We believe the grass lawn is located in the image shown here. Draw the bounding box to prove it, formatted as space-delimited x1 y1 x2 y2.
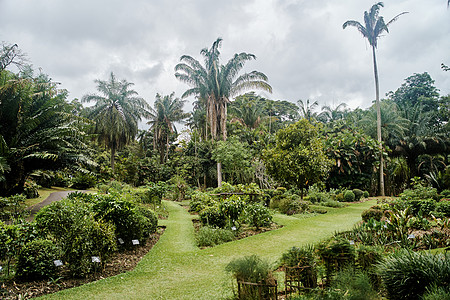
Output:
38 198 376 300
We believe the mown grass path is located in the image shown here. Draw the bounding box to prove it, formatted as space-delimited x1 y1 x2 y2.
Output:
39 199 376 300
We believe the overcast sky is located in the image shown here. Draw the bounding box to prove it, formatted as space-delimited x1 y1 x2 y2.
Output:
2 0 449 117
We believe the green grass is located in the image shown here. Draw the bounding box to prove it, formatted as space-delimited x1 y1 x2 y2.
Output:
37 199 376 299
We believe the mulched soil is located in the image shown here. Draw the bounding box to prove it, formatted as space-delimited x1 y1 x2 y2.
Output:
1 227 164 300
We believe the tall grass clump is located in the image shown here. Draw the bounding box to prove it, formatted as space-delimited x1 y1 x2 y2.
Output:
377 251 450 300
195 226 234 247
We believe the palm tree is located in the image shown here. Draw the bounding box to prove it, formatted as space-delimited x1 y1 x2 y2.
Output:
343 2 407 196
318 102 348 123
297 99 318 121
82 72 149 171
175 38 272 186
147 92 188 163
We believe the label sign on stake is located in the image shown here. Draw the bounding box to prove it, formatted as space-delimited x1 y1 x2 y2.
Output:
53 260 63 267
0 266 3 272
132 239 139 245
349 240 355 245
91 256 101 263
118 238 124 244
408 234 415 239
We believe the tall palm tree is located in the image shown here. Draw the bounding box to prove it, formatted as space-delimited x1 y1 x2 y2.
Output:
343 2 407 196
175 38 272 186
82 72 149 171
148 92 188 163
318 103 348 123
297 99 318 121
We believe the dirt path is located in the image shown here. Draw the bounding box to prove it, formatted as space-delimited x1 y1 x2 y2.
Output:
27 190 87 218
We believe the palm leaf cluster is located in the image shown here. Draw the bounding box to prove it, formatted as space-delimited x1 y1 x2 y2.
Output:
175 38 272 142
147 92 189 163
82 72 149 171
0 70 91 196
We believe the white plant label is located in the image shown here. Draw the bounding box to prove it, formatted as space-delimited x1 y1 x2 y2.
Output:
132 239 139 245
53 260 63 267
91 256 101 263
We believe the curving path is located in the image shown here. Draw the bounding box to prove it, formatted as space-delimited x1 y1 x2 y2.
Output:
38 199 376 300
27 190 87 219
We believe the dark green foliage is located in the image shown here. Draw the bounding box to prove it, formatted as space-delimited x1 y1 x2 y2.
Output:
352 189 363 201
281 245 317 288
141 181 168 205
0 194 28 222
356 245 383 271
441 189 450 198
278 195 309 215
219 196 245 227
195 226 235 247
361 209 383 222
421 286 450 300
199 205 227 228
71 172 97 189
189 191 215 213
331 267 378 300
377 251 450 300
435 200 450 216
363 191 370 198
317 237 356 284
15 239 61 281
226 254 273 283
407 199 436 216
22 180 40 199
400 183 439 201
343 190 355 202
241 203 272 229
135 206 158 235
35 199 117 276
92 195 156 243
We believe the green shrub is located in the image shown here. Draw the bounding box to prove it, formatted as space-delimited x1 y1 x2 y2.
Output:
195 226 234 247
352 189 364 201
435 200 450 217
440 189 450 198
377 251 450 300
361 209 383 222
422 286 450 300
356 245 383 271
135 206 158 235
23 180 40 199
319 199 345 208
331 267 378 300
199 205 227 228
407 199 437 216
400 184 439 201
35 199 117 276
140 181 168 205
15 239 61 281
278 195 308 215
92 195 154 243
0 194 28 222
317 237 356 284
71 172 97 189
363 191 370 198
343 190 356 202
189 191 215 213
241 203 272 229
226 255 276 300
281 245 317 288
219 196 245 227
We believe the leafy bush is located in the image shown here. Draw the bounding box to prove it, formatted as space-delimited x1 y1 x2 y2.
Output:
352 189 363 201
22 180 40 199
356 245 383 271
278 195 308 215
440 189 450 198
361 209 383 222
422 286 450 300
195 226 234 247
318 199 345 208
435 200 450 217
35 199 117 276
0 194 28 222
317 237 356 284
343 190 356 202
71 172 97 189
400 183 439 201
92 195 155 244
189 191 215 213
140 181 168 205
363 191 370 198
407 199 437 216
219 196 245 227
135 206 158 235
15 239 61 281
241 203 272 229
331 267 378 300
281 245 317 288
199 205 227 228
377 251 450 300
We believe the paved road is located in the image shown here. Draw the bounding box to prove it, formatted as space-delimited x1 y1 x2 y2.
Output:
27 190 87 218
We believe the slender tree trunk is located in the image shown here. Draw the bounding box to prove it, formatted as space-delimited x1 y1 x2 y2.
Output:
372 46 385 196
217 162 222 187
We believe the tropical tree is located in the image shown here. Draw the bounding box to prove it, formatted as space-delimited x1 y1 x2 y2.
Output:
0 69 90 196
263 119 332 198
147 92 188 163
175 38 272 186
82 72 149 171
343 2 407 196
318 103 348 123
297 99 318 121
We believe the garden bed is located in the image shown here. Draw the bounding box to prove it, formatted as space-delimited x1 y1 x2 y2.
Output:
1 228 164 300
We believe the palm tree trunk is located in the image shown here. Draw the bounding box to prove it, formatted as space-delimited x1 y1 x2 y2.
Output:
372 45 385 196
111 146 116 173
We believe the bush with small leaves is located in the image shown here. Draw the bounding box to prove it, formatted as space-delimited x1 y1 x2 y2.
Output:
219 196 245 227
435 200 450 217
343 190 356 202
352 189 363 201
71 172 97 189
195 226 235 247
189 191 216 213
241 203 272 229
361 208 383 222
15 239 61 281
363 191 370 198
199 205 227 228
